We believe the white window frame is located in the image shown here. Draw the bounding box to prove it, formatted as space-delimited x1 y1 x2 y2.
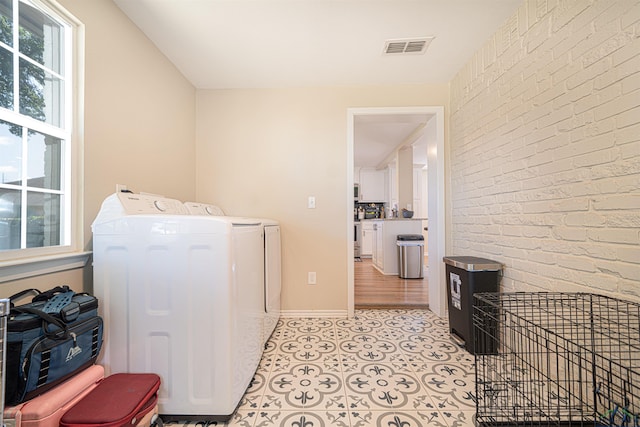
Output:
0 0 88 282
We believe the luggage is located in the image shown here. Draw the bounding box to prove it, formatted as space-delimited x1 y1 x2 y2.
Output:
60 373 162 427
3 364 104 427
6 286 104 405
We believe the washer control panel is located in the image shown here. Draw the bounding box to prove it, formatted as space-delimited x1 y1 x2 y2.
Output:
118 192 188 215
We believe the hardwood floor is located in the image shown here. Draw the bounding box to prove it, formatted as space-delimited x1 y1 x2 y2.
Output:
354 257 429 309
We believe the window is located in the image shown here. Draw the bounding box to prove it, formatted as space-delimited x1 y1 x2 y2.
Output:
0 0 83 269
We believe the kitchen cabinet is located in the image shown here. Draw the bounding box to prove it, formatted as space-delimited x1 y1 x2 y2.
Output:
413 167 425 218
387 165 426 216
359 169 386 202
388 165 397 208
372 220 384 269
361 221 374 257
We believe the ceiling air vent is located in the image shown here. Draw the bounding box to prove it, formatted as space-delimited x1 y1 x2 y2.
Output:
383 37 434 55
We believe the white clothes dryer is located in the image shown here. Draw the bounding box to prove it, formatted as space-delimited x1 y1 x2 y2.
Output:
261 218 281 343
92 192 264 421
185 203 281 345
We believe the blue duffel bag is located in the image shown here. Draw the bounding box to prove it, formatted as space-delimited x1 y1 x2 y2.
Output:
5 285 103 405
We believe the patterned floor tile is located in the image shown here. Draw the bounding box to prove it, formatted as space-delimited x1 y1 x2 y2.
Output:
344 362 422 411
159 309 477 427
400 334 467 364
441 410 477 427
264 362 347 410
250 411 352 427
277 334 338 362
349 411 450 427
227 408 259 427
339 334 399 362
419 366 477 411
336 315 385 329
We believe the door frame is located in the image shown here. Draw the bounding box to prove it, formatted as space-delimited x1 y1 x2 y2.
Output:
347 106 446 318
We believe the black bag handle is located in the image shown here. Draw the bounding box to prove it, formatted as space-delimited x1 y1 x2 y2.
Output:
8 288 41 307
8 285 72 308
32 285 71 302
12 306 69 340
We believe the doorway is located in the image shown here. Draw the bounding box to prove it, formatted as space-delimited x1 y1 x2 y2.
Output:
347 106 445 318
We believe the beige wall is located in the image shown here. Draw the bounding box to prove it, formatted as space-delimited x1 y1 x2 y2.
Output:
196 85 449 312
1 0 196 297
449 0 640 298
0 269 86 299
63 0 197 245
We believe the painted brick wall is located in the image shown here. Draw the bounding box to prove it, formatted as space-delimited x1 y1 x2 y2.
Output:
449 0 640 299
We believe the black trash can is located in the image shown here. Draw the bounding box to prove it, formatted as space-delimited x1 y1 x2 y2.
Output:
443 256 501 354
397 234 424 279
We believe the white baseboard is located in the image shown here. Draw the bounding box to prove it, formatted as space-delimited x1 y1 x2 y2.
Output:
280 309 348 319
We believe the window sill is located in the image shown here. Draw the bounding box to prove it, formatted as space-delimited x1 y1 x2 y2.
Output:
0 251 92 284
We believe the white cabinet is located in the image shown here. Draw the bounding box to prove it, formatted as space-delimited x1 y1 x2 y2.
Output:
371 223 378 266
388 165 397 209
359 169 386 202
372 220 384 269
387 165 425 216
413 167 424 218
361 221 374 257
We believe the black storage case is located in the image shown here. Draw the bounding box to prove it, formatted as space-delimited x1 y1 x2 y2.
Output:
443 256 501 354
6 286 103 405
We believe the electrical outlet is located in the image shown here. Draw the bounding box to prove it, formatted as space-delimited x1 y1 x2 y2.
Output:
308 272 317 285
116 184 128 193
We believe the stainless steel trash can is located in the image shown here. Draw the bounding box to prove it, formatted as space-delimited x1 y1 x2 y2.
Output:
397 234 424 279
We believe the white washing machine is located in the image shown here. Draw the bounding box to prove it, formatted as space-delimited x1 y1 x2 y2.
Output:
92 192 264 421
184 203 281 345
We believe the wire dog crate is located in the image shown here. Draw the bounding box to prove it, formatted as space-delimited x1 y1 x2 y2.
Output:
474 292 640 426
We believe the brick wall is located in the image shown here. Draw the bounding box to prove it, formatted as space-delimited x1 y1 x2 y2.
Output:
449 0 640 299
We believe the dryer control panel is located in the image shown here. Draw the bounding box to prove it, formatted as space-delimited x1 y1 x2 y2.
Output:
184 202 225 216
118 192 188 215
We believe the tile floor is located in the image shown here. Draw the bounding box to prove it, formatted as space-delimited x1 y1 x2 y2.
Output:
167 309 477 427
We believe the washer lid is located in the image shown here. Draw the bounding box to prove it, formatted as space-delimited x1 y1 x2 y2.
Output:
443 256 502 271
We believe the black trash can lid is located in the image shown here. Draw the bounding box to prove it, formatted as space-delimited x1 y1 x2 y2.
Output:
443 256 502 271
397 234 424 241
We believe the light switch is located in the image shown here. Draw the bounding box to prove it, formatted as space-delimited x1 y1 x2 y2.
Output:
308 196 316 209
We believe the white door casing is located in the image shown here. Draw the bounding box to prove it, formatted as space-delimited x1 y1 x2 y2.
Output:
347 106 446 318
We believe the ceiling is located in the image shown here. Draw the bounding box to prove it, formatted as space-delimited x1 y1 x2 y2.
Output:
114 0 524 167
355 113 434 168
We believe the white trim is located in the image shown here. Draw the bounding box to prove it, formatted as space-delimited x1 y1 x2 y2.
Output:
0 0 85 263
347 106 446 319
0 251 91 283
346 111 355 318
280 310 349 319
427 108 447 318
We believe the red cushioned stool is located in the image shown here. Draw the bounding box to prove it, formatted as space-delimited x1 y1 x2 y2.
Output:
59 373 161 427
